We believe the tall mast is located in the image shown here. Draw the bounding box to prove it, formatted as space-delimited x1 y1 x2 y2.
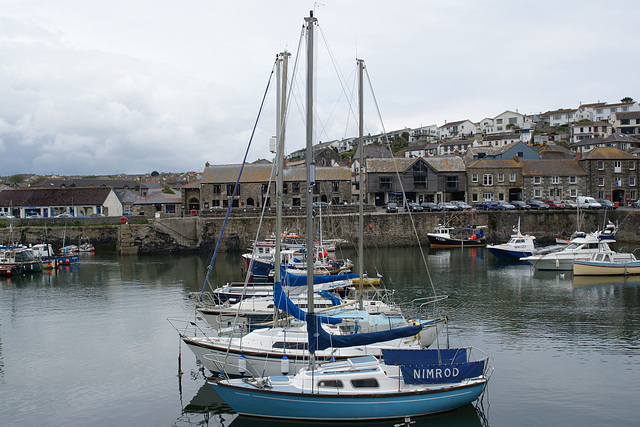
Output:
357 59 365 310
305 10 317 368
274 51 289 287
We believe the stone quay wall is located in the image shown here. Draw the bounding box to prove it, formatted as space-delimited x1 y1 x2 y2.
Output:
1 210 639 254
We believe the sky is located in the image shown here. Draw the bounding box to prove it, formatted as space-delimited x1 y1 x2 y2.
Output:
1 0 637 176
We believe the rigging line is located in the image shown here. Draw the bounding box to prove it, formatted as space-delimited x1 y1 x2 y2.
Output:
199 61 277 297
363 66 439 301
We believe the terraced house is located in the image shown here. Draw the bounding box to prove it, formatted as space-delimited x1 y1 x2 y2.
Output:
578 147 640 204
182 162 352 213
466 158 523 203
520 160 587 201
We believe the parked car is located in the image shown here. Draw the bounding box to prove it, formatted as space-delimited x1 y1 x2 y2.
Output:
560 200 578 209
475 201 494 210
632 199 640 208
545 200 566 210
55 213 74 218
420 202 440 212
596 199 616 210
312 202 330 207
511 200 531 210
526 200 550 210
493 201 516 210
26 213 44 218
385 202 398 213
450 200 472 210
0 212 16 218
405 202 423 212
437 201 458 211
576 196 602 209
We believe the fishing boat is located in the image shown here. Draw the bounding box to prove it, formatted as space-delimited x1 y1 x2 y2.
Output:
0 246 43 275
427 224 486 248
521 232 614 271
487 219 536 260
573 251 640 276
209 13 490 421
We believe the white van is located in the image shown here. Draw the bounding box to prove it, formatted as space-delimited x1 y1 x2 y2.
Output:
576 196 602 209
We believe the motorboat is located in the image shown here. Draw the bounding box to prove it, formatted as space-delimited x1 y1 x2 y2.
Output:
487 219 536 260
427 224 486 248
521 232 614 271
573 251 640 276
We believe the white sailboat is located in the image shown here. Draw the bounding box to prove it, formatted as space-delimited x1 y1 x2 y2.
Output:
209 13 490 421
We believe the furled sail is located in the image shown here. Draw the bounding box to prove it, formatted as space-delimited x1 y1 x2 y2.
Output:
273 281 342 324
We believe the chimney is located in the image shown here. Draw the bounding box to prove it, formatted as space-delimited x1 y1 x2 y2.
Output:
575 152 582 160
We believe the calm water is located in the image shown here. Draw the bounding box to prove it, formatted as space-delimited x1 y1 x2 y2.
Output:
1 247 639 426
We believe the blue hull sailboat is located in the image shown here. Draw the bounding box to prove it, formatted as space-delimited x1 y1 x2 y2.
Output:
210 12 491 421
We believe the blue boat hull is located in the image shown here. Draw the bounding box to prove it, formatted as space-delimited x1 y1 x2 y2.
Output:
487 247 533 260
211 380 486 420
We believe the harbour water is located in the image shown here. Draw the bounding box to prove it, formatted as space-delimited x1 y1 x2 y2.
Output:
1 247 639 426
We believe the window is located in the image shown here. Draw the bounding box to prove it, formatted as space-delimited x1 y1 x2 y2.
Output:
509 173 516 182
498 193 505 201
614 161 621 173
534 189 541 198
413 175 427 189
598 177 604 186
472 193 479 203
482 193 494 201
351 378 379 388
497 173 504 182
471 173 478 183
630 176 636 187
632 191 637 199
597 161 604 170
569 176 577 184
496 118 503 124
292 182 300 194
292 198 301 206
446 176 459 190
533 176 541 185
379 176 392 191
332 181 340 192
509 117 518 124
551 176 560 184
211 200 220 207
483 174 493 186
630 161 636 170
226 184 238 196
570 189 577 197
262 184 269 194
283 183 288 194
212 184 221 195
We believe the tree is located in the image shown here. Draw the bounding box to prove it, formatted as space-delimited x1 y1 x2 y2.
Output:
162 185 175 194
151 171 160 177
621 97 634 103
9 175 24 184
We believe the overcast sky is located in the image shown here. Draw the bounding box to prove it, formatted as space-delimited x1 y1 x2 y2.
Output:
1 1 637 176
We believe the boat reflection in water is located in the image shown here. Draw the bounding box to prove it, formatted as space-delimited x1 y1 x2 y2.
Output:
572 274 640 288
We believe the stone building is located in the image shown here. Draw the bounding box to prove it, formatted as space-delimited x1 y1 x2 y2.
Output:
578 147 640 204
182 162 352 213
0 187 121 217
520 160 587 201
466 158 523 203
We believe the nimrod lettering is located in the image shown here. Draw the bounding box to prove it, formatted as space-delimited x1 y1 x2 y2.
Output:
413 367 460 379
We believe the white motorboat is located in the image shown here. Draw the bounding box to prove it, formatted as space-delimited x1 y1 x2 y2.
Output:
521 232 614 271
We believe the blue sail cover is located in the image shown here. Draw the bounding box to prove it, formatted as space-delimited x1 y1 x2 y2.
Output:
273 282 342 325
307 314 422 352
381 348 486 384
317 290 341 306
281 267 358 287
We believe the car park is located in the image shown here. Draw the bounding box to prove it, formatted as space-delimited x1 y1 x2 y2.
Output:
526 200 550 210
511 200 531 210
405 202 423 212
385 202 398 213
596 199 616 209
545 200 566 210
560 200 578 209
420 202 440 212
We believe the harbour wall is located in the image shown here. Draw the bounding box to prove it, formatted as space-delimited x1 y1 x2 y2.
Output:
2 210 640 254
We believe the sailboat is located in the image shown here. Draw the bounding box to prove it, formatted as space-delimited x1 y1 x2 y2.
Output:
209 12 490 421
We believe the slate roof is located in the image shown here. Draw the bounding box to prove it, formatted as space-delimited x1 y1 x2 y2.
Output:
200 163 350 183
353 144 393 159
135 191 182 205
34 178 147 189
520 160 586 176
580 147 639 160
466 159 521 169
366 156 465 174
615 111 640 120
536 144 576 160
0 187 113 207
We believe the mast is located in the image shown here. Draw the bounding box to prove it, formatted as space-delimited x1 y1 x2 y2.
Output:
357 59 365 310
273 51 289 326
305 10 317 369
